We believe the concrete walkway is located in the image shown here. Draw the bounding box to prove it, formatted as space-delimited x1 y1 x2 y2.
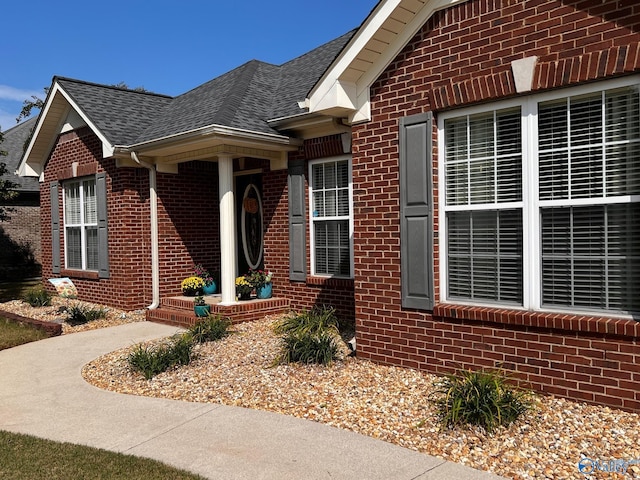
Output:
0 322 507 480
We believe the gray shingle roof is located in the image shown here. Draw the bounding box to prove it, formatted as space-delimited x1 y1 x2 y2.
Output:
56 78 173 146
2 118 39 192
270 30 356 120
56 29 356 148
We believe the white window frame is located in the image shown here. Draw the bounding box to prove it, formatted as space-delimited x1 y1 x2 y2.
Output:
438 76 640 316
308 155 354 278
63 177 98 271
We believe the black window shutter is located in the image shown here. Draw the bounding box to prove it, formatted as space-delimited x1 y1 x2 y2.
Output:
96 173 110 279
288 160 307 281
50 182 61 274
400 112 434 310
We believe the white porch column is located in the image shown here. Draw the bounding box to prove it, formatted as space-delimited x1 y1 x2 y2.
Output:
218 154 237 305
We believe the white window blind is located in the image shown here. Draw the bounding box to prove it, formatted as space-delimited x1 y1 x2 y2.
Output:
310 158 353 277
64 178 98 271
539 86 640 312
444 107 523 304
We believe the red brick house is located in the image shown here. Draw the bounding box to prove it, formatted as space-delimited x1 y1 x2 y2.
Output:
20 0 640 411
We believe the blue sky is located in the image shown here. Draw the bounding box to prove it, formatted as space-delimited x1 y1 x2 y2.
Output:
1 0 379 131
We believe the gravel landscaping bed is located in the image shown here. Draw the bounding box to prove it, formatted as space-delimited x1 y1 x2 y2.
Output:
0 298 146 334
3 300 639 479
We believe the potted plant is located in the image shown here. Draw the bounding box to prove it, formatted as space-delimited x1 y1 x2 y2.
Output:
246 269 273 299
235 276 253 300
194 264 216 295
193 296 210 317
181 276 204 296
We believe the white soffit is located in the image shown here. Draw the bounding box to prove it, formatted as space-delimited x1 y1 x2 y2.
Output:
308 0 469 123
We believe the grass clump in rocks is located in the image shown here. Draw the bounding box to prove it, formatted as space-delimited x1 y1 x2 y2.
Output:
22 286 52 307
128 334 195 380
274 306 341 366
434 368 531 434
65 304 108 326
188 314 231 344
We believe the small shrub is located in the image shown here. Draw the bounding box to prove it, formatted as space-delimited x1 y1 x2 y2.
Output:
275 331 339 366
273 305 339 337
65 305 107 326
128 334 194 380
433 368 531 434
188 315 231 344
22 286 52 307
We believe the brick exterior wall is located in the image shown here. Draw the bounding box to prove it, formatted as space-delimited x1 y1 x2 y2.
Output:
42 127 153 309
264 139 355 326
352 0 640 412
0 195 41 280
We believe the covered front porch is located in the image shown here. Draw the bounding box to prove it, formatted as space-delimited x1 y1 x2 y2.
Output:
147 294 291 328
114 128 300 310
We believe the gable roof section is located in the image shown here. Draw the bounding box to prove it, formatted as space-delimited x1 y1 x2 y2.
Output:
19 27 362 177
19 79 173 177
136 60 282 143
1 118 39 192
307 0 468 123
57 79 173 146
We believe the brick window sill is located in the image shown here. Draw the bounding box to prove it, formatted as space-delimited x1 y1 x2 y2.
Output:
432 304 640 339
306 276 354 288
61 269 99 280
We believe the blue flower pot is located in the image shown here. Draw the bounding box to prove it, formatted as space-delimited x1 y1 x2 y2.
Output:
194 305 210 317
256 282 272 299
203 282 217 295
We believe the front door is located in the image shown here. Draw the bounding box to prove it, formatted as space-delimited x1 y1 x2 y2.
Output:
236 173 264 275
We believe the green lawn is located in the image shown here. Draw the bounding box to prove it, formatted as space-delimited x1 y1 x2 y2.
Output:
0 318 49 351
0 430 205 479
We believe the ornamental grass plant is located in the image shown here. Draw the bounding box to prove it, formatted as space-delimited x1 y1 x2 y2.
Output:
273 305 341 366
433 368 531 434
188 315 231 344
128 334 195 380
22 286 52 307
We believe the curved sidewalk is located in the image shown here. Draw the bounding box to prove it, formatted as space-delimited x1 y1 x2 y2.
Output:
0 322 506 480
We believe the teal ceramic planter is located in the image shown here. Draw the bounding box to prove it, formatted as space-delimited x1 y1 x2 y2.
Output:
203 282 217 295
256 282 272 299
194 304 210 317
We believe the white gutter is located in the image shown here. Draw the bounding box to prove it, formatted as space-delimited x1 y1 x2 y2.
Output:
131 151 160 310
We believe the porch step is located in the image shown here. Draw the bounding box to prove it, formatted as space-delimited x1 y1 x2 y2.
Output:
146 296 291 329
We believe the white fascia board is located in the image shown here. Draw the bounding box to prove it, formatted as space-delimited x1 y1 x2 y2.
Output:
309 0 469 122
18 83 67 177
18 82 115 177
308 0 403 114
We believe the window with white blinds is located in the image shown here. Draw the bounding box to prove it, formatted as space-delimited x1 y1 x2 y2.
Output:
444 108 523 304
538 87 640 313
440 79 640 316
309 157 353 277
64 178 98 271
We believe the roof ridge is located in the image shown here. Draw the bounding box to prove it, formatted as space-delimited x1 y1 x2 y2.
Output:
215 61 262 125
55 76 173 99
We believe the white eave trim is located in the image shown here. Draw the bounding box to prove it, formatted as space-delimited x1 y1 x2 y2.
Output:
128 123 298 153
307 0 469 123
18 82 115 178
